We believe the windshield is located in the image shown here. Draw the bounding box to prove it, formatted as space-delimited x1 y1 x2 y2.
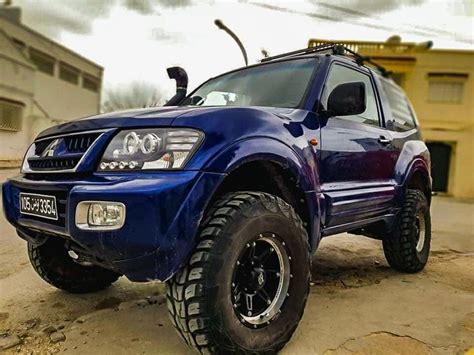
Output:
183 58 317 109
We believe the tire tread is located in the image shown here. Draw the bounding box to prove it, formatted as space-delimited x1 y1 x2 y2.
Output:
166 191 310 354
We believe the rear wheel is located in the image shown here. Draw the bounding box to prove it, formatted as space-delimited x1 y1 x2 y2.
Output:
166 191 311 354
28 237 120 293
383 189 431 273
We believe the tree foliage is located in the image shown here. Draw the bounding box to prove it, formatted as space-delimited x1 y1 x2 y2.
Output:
102 81 164 112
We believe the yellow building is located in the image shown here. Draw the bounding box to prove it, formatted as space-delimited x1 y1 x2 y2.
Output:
309 38 474 199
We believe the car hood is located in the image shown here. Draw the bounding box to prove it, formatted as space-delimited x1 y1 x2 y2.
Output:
36 106 198 138
36 106 303 139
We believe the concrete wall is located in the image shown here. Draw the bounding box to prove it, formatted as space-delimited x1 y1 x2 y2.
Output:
404 51 473 131
0 31 37 164
0 17 102 77
34 71 101 121
0 17 102 120
0 15 102 166
423 128 474 198
402 51 473 198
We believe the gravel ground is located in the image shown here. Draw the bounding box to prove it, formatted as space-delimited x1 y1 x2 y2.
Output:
0 168 473 354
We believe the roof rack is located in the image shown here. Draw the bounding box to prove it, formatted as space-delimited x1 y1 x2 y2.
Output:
261 43 391 77
260 42 336 62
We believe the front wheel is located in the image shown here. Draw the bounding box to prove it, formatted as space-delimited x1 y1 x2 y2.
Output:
166 192 311 354
28 237 120 293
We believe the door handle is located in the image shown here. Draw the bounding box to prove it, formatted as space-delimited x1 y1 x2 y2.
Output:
378 136 392 145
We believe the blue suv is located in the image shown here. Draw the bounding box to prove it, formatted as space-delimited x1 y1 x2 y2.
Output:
2 44 432 354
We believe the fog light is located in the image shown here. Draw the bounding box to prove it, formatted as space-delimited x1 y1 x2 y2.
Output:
75 201 126 230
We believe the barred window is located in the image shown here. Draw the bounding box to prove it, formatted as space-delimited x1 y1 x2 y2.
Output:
427 73 467 104
0 99 23 132
82 74 100 92
59 62 80 85
29 48 55 75
428 81 464 104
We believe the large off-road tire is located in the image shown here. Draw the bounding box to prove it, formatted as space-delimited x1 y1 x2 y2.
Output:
383 189 431 273
28 237 120 293
167 191 311 354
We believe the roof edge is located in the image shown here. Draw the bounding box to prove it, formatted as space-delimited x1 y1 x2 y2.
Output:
0 15 104 71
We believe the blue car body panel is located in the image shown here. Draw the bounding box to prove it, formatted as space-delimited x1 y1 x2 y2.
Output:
3 171 225 281
2 54 431 282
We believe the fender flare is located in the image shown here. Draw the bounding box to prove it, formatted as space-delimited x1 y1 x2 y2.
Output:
203 136 322 250
402 158 431 186
393 141 430 185
401 158 432 203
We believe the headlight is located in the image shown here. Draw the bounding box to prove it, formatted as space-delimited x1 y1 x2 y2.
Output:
98 129 203 171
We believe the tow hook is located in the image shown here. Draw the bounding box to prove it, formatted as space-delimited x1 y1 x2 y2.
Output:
68 250 93 266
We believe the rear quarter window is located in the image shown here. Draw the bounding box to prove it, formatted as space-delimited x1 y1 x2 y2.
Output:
379 78 416 132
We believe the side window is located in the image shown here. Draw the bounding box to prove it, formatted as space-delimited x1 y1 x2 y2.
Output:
380 78 416 132
323 64 380 127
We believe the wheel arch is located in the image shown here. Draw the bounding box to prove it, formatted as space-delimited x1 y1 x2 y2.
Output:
402 159 432 205
203 137 321 250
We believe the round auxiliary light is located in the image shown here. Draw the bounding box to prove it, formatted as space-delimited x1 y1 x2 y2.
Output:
140 133 160 154
123 132 140 155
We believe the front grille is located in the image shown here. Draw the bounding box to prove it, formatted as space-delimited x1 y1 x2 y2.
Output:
28 156 81 170
64 133 101 153
14 187 68 228
34 140 52 156
27 131 103 172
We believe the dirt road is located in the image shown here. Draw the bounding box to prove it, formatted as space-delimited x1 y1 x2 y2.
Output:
0 169 473 354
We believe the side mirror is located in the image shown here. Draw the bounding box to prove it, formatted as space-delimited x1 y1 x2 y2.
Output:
326 82 366 117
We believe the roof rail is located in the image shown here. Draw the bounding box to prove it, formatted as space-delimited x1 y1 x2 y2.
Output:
261 43 391 77
260 42 337 62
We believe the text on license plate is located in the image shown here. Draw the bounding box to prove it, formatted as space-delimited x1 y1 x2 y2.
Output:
19 193 58 220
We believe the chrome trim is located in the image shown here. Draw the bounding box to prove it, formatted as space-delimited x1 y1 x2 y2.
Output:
237 235 291 326
22 129 112 174
34 128 111 142
75 201 126 231
415 213 426 253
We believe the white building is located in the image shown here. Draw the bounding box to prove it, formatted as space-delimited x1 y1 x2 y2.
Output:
0 5 103 167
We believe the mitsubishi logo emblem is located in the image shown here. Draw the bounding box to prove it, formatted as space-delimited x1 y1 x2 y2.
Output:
41 139 60 157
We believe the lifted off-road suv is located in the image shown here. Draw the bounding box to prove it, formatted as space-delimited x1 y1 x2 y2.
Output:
2 44 431 354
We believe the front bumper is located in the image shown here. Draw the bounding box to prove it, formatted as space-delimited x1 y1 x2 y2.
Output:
2 171 225 281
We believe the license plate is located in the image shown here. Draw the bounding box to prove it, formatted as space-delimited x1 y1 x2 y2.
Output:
19 193 58 221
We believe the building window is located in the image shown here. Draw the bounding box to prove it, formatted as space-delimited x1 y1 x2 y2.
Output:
59 62 80 85
427 73 468 104
29 48 55 75
82 73 100 92
0 99 24 132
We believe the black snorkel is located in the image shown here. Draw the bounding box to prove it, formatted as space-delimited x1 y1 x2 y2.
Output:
164 66 188 106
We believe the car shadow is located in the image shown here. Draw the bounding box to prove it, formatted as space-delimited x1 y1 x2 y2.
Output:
12 234 403 353
310 234 399 290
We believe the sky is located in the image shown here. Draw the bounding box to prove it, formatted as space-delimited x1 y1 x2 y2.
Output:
13 0 474 99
